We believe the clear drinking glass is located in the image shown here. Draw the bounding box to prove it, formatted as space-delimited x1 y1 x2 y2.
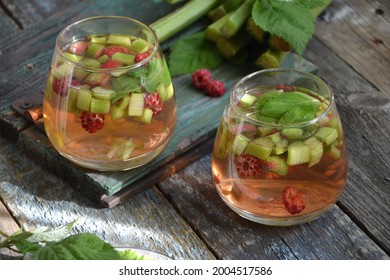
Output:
43 16 176 171
211 69 348 226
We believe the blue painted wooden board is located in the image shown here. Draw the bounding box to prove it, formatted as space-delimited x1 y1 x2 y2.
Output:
0 0 317 207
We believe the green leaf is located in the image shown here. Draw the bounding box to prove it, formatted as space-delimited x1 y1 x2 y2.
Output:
260 91 320 118
168 32 223 76
279 104 318 124
252 0 318 56
112 75 141 92
118 249 150 260
255 89 283 111
144 58 162 93
0 220 77 254
31 233 121 260
25 220 78 243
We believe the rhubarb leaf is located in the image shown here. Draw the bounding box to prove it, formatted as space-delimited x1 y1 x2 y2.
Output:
252 0 326 56
168 32 223 76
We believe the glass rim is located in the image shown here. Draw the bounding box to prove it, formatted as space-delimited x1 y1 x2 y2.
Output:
230 68 335 128
55 15 159 72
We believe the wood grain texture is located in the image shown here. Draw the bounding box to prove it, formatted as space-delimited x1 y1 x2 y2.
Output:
314 0 390 95
0 135 215 260
0 200 22 260
158 155 389 260
304 36 390 254
0 6 20 38
0 0 81 28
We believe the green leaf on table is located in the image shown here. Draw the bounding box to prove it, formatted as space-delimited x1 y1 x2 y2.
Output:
252 0 326 56
118 249 151 260
168 32 223 76
31 233 120 260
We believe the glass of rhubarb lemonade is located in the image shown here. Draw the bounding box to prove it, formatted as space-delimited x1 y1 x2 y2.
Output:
211 69 348 226
43 16 176 171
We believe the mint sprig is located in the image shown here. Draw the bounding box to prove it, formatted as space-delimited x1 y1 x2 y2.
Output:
0 220 153 260
252 0 326 56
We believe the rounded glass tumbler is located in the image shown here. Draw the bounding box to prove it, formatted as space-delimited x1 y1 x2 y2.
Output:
211 69 348 226
43 16 176 171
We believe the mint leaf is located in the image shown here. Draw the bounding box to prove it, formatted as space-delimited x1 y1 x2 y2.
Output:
112 75 141 92
144 58 162 93
169 32 223 76
260 92 320 118
279 104 318 124
32 233 120 260
252 0 321 56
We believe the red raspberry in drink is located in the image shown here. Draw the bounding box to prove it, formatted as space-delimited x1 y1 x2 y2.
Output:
145 92 163 115
81 112 105 133
235 154 262 178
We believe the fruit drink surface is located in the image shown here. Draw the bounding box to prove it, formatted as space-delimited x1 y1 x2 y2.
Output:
43 33 176 170
211 85 347 221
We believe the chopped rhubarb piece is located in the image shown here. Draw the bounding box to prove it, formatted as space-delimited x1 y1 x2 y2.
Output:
100 59 122 69
69 41 89 55
104 46 129 57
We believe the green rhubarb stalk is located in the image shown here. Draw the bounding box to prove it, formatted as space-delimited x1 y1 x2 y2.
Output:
150 0 224 43
220 0 254 38
208 0 243 22
246 16 267 43
255 49 287 69
205 11 233 42
216 27 252 58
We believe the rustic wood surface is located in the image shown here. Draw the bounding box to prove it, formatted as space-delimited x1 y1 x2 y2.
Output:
0 0 389 260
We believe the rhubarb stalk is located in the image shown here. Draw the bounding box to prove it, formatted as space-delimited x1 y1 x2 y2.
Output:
150 0 223 43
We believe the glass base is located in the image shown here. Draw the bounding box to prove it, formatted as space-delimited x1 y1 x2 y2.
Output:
60 138 170 171
220 195 333 226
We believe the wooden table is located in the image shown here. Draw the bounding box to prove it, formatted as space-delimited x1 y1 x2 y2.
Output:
0 0 389 260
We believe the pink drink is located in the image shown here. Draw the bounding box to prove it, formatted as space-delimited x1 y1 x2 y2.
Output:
43 17 176 171
211 70 348 225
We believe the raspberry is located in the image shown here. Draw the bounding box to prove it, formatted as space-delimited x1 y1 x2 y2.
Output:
81 112 105 133
134 52 149 63
206 80 226 97
192 69 212 89
235 154 262 178
104 46 129 57
144 92 163 115
282 186 305 214
52 78 80 96
100 59 122 69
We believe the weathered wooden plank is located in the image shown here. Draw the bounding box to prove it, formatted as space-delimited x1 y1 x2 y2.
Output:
1 0 81 28
0 6 20 39
0 200 22 260
314 0 390 95
304 35 390 254
0 135 215 260
158 155 389 260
